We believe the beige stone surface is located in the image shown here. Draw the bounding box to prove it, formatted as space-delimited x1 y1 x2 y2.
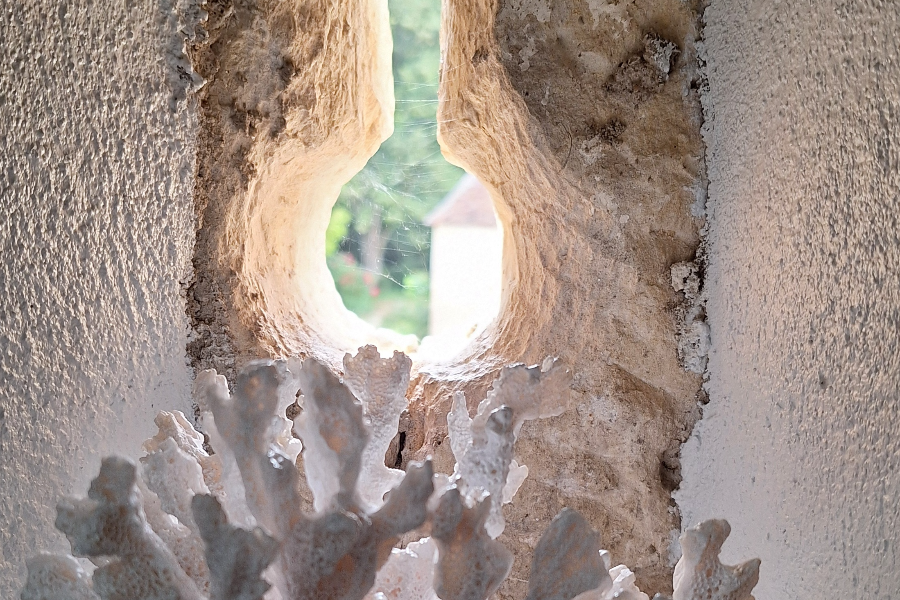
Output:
186 0 705 594
7 0 900 597
420 0 706 594
187 0 402 381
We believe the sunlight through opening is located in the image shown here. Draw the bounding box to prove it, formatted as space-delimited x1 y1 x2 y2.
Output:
325 0 503 361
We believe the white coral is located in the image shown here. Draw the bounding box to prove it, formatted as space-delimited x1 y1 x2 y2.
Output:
55 456 204 600
673 520 760 600
22 348 760 600
342 346 412 512
363 539 439 600
448 360 572 538
525 509 612 600
21 554 98 600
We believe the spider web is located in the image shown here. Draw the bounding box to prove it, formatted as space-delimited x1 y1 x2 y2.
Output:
326 0 466 339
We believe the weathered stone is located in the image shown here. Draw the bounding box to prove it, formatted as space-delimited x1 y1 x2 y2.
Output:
184 0 706 594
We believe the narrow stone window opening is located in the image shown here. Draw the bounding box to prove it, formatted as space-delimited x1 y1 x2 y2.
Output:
323 0 503 362
185 0 707 592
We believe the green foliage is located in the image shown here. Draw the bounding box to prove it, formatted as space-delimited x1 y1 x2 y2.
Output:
325 206 352 256
327 252 431 338
327 252 380 317
379 272 431 336
326 0 463 338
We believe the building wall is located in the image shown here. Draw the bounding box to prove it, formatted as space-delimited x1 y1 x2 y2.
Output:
8 0 899 598
0 1 197 595
428 225 503 339
677 2 900 597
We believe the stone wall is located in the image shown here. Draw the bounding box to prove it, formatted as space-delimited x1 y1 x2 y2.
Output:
6 0 900 598
186 0 706 595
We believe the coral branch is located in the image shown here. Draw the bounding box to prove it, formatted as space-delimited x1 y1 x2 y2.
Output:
525 509 612 600
672 520 760 600
448 360 572 538
604 566 649 600
295 358 370 512
196 361 302 535
473 360 572 436
192 494 278 600
285 357 434 600
20 553 99 600
342 346 412 511
23 349 760 600
281 460 434 600
450 403 516 538
55 457 203 600
143 411 225 501
135 473 210 593
432 487 513 600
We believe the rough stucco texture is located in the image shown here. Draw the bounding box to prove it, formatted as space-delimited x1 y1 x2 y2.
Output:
0 2 196 595
678 2 900 598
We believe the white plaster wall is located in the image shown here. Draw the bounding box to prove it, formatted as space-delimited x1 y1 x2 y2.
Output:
678 2 900 598
0 2 196 595
428 225 503 338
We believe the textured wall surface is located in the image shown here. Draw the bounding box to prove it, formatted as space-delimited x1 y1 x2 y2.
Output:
678 1 900 598
184 0 706 594
0 2 197 595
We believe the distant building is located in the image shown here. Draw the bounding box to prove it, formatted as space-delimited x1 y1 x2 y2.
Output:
423 174 503 341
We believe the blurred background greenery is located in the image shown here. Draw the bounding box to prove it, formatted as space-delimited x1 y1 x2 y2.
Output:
326 0 462 339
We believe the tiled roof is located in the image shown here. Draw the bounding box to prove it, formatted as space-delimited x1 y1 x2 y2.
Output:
423 174 498 227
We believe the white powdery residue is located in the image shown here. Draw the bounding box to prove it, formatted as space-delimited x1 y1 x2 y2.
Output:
519 37 537 71
688 178 708 218
364 538 439 600
505 0 551 23
670 261 709 374
579 135 604 166
585 0 629 28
